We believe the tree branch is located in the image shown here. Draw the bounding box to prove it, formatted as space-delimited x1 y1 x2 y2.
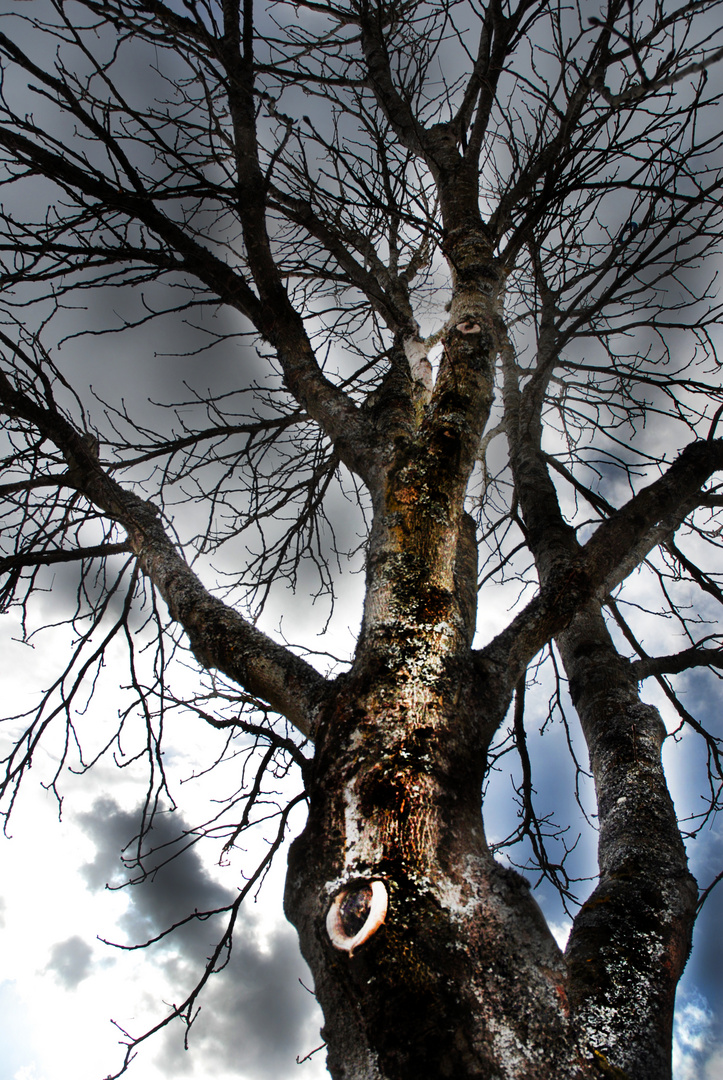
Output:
0 363 328 737
630 645 723 681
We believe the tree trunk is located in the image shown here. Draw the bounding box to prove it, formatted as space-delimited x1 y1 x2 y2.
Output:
285 662 580 1080
284 337 580 1077
280 222 700 1080
284 604 696 1080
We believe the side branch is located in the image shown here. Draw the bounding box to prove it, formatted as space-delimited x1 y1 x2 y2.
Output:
630 645 723 681
583 438 723 595
0 370 327 738
479 439 723 690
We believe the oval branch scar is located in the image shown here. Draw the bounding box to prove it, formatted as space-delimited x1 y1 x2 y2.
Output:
325 879 389 956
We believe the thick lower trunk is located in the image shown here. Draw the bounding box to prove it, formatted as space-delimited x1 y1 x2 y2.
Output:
285 666 581 1080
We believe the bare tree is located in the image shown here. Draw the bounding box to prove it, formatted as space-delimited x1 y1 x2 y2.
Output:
1 1 723 1077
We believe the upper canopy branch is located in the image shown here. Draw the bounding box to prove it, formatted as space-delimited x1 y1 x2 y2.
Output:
0 13 378 480
265 188 419 337
356 2 427 158
355 2 496 227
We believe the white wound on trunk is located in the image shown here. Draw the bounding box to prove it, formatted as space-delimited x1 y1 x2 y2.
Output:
326 879 389 956
404 337 434 391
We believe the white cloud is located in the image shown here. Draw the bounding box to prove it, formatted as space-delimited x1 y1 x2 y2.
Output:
548 920 572 951
703 1046 723 1079
673 991 723 1080
13 1068 48 1080
45 935 94 988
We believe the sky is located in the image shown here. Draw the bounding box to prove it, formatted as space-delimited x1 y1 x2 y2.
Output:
0 606 331 1080
0 752 328 1080
1 3 723 1080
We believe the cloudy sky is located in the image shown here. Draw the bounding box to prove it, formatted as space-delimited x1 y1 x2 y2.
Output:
0 615 330 1080
0 780 327 1080
1 3 723 1080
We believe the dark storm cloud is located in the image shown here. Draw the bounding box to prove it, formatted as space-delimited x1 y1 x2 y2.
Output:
77 796 140 891
77 797 233 950
45 935 93 989
3 3 270 454
155 913 323 1080
77 797 324 1079
34 552 135 622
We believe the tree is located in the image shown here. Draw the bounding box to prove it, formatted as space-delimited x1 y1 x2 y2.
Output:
1 1 723 1077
